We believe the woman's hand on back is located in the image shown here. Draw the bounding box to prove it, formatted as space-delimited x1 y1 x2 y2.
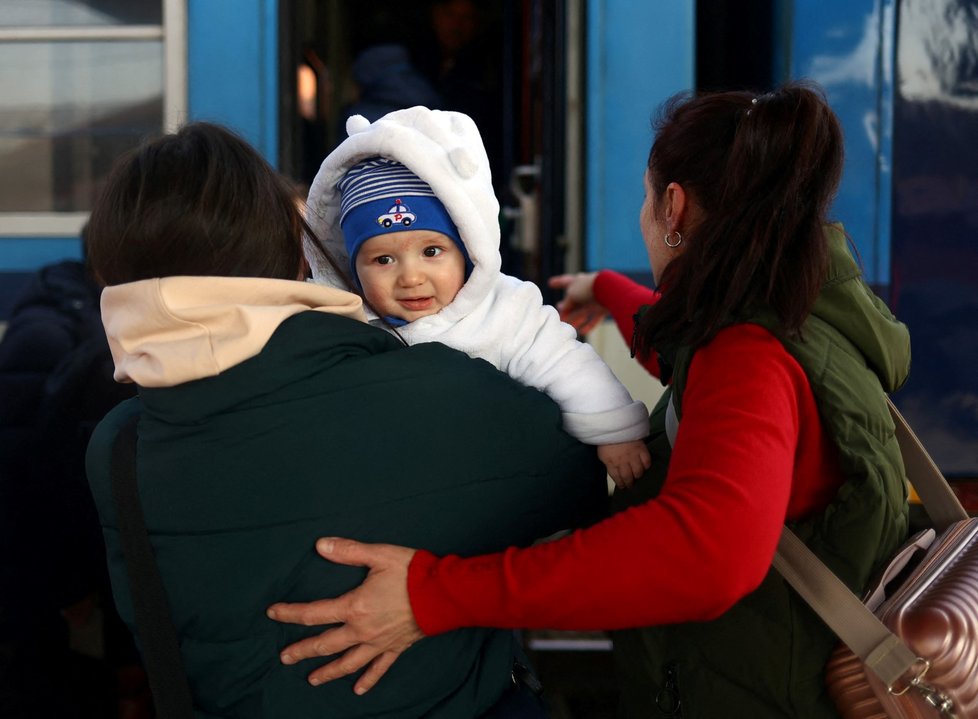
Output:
548 272 607 335
266 538 422 694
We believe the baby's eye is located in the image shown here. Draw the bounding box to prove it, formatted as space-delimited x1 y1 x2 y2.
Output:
375 255 394 265
423 246 445 258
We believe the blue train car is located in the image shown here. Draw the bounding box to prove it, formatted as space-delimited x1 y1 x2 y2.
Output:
784 0 978 482
1 0 975 478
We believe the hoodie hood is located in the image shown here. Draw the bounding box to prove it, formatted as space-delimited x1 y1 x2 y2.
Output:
305 106 501 322
811 223 911 393
101 276 365 387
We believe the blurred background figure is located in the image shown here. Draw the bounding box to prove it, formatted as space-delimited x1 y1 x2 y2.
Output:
0 229 143 719
412 0 503 197
340 43 444 126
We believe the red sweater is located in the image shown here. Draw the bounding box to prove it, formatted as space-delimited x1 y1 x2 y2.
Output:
407 270 843 633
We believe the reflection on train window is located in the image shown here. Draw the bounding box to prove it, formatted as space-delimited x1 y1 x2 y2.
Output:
0 0 162 27
0 41 163 212
0 0 170 220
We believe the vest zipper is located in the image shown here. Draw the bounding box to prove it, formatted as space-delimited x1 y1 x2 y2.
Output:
655 661 683 716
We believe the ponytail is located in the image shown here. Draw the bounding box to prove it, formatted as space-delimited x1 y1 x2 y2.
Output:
636 81 844 355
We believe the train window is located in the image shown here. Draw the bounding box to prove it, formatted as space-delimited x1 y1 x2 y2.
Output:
0 1 162 27
0 41 163 214
0 0 184 235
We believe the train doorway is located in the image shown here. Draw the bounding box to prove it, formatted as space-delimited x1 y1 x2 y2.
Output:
279 0 582 286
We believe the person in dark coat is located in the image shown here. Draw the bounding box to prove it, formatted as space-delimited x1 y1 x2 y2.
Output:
341 43 443 127
0 255 139 718
83 121 606 717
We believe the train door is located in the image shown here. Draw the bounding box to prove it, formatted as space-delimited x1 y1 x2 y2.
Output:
278 0 580 289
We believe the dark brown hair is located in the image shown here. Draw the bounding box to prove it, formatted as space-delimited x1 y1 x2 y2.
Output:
87 122 346 286
636 81 844 354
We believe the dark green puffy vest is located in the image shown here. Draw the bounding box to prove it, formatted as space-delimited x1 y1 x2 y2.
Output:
611 225 911 718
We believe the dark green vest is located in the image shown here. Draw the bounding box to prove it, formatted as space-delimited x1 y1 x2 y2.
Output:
612 225 910 718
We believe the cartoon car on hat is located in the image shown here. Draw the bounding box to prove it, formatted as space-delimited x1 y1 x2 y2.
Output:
376 200 416 228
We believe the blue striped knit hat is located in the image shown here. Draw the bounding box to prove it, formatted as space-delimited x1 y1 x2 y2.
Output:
338 157 470 284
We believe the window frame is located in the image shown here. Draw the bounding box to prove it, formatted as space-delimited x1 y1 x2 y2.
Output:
0 0 187 237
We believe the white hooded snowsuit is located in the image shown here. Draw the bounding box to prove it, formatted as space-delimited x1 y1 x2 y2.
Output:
305 106 647 445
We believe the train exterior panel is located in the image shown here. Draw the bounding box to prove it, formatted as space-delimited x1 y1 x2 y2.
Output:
1 0 974 475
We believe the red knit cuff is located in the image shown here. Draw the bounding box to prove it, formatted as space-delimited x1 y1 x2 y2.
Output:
592 269 622 308
407 548 454 637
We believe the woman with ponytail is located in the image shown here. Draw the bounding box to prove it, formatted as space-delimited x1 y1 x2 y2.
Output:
268 82 912 718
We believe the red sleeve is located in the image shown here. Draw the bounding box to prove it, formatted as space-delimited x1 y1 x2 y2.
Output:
592 270 660 376
407 325 822 635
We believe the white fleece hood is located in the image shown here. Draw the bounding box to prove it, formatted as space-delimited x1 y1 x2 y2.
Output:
305 106 501 321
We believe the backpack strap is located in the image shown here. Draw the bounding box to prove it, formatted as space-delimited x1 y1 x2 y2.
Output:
110 414 195 718
666 390 967 690
885 397 967 531
773 398 968 691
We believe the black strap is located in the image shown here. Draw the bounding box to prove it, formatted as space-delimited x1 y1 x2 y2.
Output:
110 414 195 718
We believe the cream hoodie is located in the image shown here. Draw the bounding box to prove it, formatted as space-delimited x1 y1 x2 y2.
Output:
100 276 365 388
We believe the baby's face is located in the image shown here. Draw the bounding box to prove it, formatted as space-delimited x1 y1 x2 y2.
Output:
355 230 466 321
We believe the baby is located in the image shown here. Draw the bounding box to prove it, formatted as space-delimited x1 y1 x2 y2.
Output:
306 107 650 486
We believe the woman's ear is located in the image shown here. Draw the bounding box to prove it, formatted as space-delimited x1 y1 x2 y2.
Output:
663 182 688 233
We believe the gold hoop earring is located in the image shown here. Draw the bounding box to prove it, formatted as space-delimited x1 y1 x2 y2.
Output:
664 231 683 248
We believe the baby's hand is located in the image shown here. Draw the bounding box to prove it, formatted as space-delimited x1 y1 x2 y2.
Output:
598 440 652 489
